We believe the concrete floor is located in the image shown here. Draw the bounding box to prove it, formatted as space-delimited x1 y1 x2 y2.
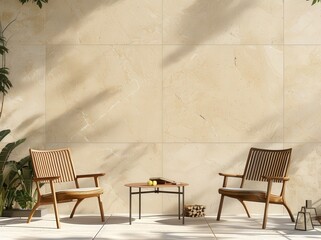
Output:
0 214 320 240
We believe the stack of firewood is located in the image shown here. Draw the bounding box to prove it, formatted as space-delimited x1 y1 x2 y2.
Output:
184 205 205 217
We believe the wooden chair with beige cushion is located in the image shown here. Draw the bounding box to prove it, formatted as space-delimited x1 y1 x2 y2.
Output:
217 147 295 229
28 148 105 228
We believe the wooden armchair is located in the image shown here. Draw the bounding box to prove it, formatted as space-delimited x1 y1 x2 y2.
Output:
217 148 295 229
27 148 105 228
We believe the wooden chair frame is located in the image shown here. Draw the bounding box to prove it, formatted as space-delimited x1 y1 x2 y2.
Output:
216 148 295 229
27 148 105 228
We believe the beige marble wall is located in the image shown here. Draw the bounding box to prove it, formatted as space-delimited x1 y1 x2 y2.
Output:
1 0 321 217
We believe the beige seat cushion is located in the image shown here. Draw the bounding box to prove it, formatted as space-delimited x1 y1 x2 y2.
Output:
219 187 281 203
42 187 103 202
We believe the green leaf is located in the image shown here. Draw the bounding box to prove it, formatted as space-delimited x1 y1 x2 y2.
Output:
15 190 33 209
0 130 10 142
0 139 26 172
16 156 31 170
0 67 12 95
18 0 48 8
2 162 17 184
0 46 8 55
36 1 42 8
0 68 9 75
308 0 321 5
0 36 8 56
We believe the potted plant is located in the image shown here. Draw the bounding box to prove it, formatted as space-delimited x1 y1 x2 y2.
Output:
0 129 44 217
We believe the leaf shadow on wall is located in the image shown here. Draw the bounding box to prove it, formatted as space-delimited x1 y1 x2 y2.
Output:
0 0 124 143
163 0 252 67
44 0 122 44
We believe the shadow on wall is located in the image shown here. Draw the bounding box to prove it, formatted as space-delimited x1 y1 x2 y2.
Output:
0 0 125 145
44 0 123 43
163 0 252 67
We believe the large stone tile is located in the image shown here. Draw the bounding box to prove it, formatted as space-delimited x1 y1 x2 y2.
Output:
97 214 215 240
1 45 45 151
162 143 285 216
163 0 283 45
285 0 321 44
0 0 45 44
164 45 283 142
46 45 162 142
45 0 162 44
208 215 299 240
0 214 105 239
284 46 321 142
284 143 321 215
44 143 163 215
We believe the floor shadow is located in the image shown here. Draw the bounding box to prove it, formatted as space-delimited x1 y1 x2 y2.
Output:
60 215 107 225
155 216 185 226
105 215 132 225
0 217 40 226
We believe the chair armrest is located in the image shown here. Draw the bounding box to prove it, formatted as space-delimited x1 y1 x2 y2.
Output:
219 173 243 188
76 173 105 188
33 176 60 182
262 176 289 181
76 173 105 179
219 173 243 178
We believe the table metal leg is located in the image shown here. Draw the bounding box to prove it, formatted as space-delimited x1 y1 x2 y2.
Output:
139 187 141 219
182 186 185 225
178 186 181 219
129 187 132 225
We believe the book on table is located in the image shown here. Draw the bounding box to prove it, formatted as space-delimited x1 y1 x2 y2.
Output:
149 177 176 185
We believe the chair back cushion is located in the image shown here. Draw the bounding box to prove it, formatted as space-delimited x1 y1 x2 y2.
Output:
243 148 292 183
30 148 76 183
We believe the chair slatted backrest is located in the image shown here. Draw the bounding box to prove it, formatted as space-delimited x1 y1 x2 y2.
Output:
30 148 76 183
243 148 292 183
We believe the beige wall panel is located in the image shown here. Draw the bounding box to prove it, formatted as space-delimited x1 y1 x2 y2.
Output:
284 46 321 142
164 45 283 142
284 143 321 215
1 45 45 150
285 0 321 44
45 0 162 44
46 45 162 142
164 0 283 44
0 0 45 44
45 143 163 214
163 143 285 215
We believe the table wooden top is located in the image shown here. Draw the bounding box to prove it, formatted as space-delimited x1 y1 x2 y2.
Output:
125 182 188 188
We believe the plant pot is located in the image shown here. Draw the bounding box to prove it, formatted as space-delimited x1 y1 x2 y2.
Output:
2 208 47 218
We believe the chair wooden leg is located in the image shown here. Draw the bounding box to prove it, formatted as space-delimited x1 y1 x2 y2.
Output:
217 195 225 221
283 202 295 222
70 199 84 219
52 199 60 229
98 195 105 222
27 202 40 223
262 201 269 229
239 200 251 218
263 180 273 229
49 181 60 229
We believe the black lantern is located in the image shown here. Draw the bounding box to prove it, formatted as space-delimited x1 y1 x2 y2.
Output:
295 207 314 231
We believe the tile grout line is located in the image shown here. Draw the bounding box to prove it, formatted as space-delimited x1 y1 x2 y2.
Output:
43 141 321 144
204 217 218 240
283 0 285 148
19 43 321 46
161 0 165 214
92 214 112 240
